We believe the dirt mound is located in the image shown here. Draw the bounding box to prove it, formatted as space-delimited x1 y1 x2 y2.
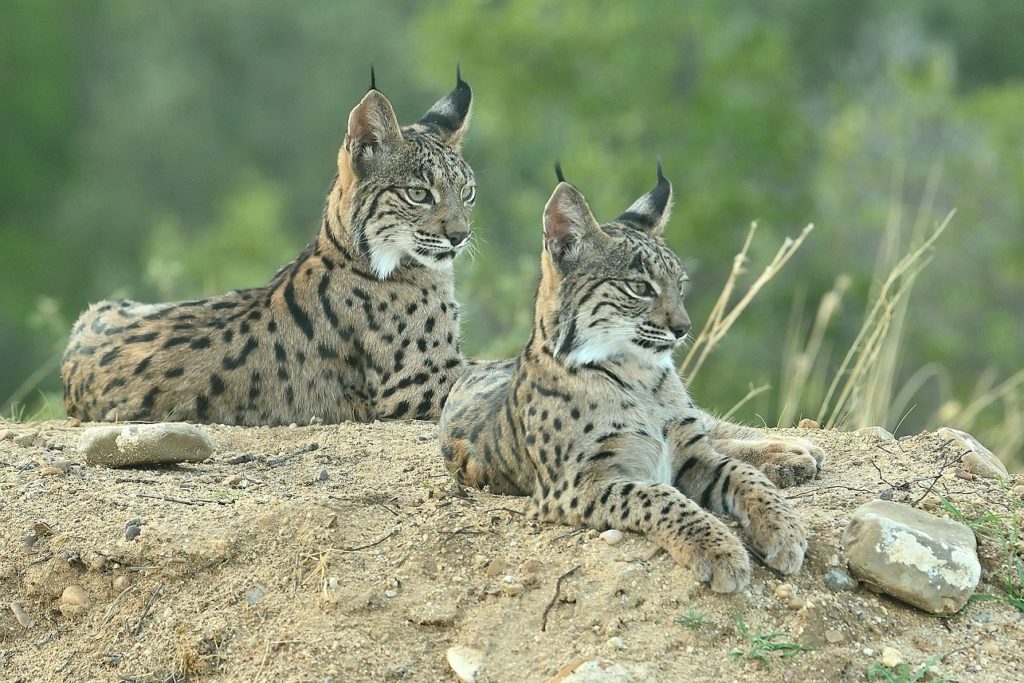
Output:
1 420 1021 682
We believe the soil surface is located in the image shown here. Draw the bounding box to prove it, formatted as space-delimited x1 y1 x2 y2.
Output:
1 420 1022 682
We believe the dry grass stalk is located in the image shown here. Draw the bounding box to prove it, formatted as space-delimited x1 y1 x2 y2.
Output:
816 209 955 428
722 383 771 422
778 275 851 426
679 221 814 381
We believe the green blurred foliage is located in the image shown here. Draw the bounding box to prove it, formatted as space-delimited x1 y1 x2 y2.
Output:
1 1 1021 463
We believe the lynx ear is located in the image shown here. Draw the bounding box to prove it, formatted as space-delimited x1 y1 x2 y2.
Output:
615 160 673 236
344 88 401 171
416 65 472 148
543 175 600 261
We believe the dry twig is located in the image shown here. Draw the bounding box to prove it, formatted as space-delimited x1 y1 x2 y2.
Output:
134 582 163 637
541 565 581 632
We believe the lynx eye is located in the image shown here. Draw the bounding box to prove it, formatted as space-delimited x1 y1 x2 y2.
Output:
628 280 657 298
461 185 476 203
404 188 432 205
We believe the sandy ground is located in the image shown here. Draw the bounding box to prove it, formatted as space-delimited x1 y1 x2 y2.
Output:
1 419 1022 682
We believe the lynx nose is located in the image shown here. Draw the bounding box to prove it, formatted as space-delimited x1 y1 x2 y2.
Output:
447 230 469 247
670 323 691 339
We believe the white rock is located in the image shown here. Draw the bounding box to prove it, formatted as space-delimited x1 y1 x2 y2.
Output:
842 500 980 615
79 423 213 467
881 647 902 668
937 427 1008 480
599 529 624 546
446 645 486 683
552 657 632 682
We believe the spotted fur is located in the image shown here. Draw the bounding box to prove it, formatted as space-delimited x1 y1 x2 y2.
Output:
63 72 475 425
440 167 814 592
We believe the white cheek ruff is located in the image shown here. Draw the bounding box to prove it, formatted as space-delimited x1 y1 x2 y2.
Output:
564 334 633 367
369 245 405 279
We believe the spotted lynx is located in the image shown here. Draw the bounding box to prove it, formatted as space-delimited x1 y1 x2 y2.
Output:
440 166 817 592
63 71 475 425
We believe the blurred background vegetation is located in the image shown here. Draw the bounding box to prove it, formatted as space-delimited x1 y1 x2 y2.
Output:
2 1 1022 469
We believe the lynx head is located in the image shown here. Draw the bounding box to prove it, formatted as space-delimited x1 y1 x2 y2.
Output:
538 163 690 367
332 68 475 279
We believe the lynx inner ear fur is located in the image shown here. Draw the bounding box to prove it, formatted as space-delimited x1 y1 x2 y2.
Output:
542 182 599 261
344 89 401 169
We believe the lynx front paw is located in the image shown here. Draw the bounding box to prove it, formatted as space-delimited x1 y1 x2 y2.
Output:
666 517 752 593
744 498 807 576
757 439 825 487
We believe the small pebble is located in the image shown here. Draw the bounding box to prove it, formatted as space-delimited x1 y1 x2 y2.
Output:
0 429 15 441
384 589 398 598
608 636 626 650
981 641 999 657
10 601 35 629
33 522 52 537
857 426 895 441
67 417 82 427
125 524 141 541
599 529 624 546
22 533 37 552
863 647 874 657
787 596 806 611
501 576 525 596
446 645 486 683
39 466 63 477
318 468 329 481
824 629 844 644
774 583 793 600
245 584 265 607
61 585 89 607
823 567 858 592
798 418 820 429
881 647 902 668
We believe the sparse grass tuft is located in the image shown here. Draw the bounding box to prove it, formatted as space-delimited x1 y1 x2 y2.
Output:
728 610 809 669
866 654 952 682
675 608 707 629
940 494 1024 614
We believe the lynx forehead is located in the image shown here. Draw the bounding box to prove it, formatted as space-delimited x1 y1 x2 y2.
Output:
63 70 475 425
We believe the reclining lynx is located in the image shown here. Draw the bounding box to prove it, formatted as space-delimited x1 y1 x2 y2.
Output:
63 71 475 425
440 166 817 591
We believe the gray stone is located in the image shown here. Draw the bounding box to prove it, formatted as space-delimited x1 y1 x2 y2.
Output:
937 427 1009 480
823 567 859 592
79 423 213 467
246 583 266 607
841 500 980 615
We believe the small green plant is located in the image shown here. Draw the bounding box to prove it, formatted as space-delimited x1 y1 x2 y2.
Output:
867 654 952 682
675 608 707 629
939 495 1024 613
728 610 808 669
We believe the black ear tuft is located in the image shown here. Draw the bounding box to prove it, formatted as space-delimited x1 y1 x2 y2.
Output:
615 161 674 236
369 65 377 92
554 161 566 183
416 67 473 147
